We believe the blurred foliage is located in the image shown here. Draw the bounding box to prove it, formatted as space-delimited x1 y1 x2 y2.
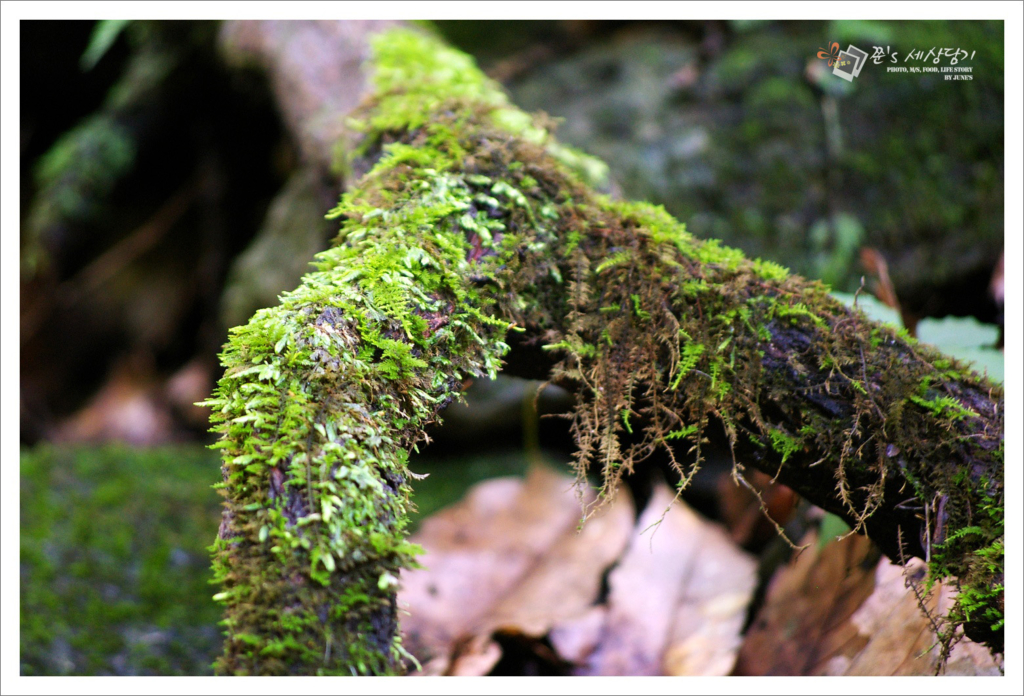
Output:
22 21 185 278
20 19 287 440
80 19 132 72
20 445 223 675
810 213 864 288
498 20 1003 313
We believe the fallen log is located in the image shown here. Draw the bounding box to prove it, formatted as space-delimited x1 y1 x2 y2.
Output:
204 25 1003 674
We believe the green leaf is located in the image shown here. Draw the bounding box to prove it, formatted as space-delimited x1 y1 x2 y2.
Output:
818 512 852 549
80 19 130 71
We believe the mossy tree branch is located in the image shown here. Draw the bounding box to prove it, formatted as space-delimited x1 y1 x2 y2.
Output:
205 26 1004 674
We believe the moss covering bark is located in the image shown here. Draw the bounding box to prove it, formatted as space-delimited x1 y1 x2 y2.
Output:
205 27 1004 675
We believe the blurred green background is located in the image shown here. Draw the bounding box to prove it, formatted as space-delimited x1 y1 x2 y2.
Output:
19 19 1004 675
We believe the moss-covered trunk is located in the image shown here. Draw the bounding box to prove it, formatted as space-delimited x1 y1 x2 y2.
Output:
204 26 1003 674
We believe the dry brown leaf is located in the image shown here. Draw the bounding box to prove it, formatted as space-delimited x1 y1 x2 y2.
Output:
447 638 503 677
447 483 635 676
735 530 880 675
482 488 634 635
824 557 1001 676
860 247 902 312
548 605 608 665
579 483 757 676
737 528 880 675
399 465 604 674
54 354 173 445
736 529 1001 676
165 357 215 427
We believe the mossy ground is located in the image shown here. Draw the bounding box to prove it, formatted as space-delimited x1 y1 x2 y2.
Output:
19 444 224 675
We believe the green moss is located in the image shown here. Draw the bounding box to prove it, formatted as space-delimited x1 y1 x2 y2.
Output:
20 444 223 675
22 21 181 277
359 28 507 135
926 475 1004 654
752 258 790 282
908 375 978 424
909 393 977 422
770 300 827 328
765 427 803 464
205 27 580 674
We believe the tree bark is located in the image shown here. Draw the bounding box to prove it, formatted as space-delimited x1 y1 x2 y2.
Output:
206 22 1004 674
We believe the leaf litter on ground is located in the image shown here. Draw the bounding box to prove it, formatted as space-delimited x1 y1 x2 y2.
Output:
401 459 1002 676
399 464 758 676
735 528 1002 676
